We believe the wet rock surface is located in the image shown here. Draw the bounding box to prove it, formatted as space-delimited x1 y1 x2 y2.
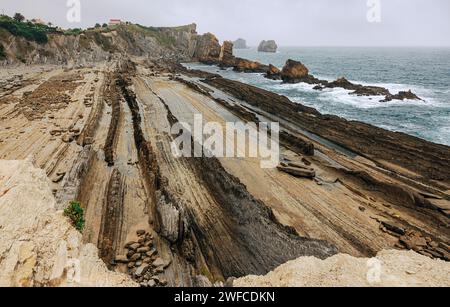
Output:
193 70 450 184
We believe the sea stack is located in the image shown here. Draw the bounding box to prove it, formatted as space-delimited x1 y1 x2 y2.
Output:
258 40 278 53
233 38 248 49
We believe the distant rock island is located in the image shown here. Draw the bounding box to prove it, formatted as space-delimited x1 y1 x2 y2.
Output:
258 40 278 53
233 38 248 49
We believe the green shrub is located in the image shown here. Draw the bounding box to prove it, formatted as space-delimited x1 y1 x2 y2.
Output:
64 201 85 232
64 28 84 36
0 15 50 43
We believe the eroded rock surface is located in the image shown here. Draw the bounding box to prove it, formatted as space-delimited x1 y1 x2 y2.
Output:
234 250 450 287
0 159 137 287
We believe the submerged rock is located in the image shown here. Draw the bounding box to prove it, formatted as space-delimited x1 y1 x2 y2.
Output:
382 90 423 102
258 40 278 53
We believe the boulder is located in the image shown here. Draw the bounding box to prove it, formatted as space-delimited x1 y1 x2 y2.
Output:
135 264 150 277
281 59 309 83
115 255 129 263
137 246 150 253
258 40 278 53
265 64 281 80
129 253 141 262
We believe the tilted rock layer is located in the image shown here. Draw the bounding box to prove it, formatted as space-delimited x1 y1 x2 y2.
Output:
234 250 450 287
0 159 137 287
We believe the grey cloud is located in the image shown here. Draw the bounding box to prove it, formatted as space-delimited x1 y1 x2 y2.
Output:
0 0 449 46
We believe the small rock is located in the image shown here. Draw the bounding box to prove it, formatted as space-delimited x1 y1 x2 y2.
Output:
125 241 136 248
115 255 129 263
137 247 150 253
137 230 146 236
127 262 135 269
129 253 141 262
135 264 150 277
159 278 168 286
146 248 158 258
152 257 165 268
62 134 74 143
225 277 236 287
128 243 140 251
359 206 366 212
135 261 143 267
147 280 156 287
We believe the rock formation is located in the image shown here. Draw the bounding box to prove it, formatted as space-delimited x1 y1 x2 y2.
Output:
265 64 281 80
234 250 450 287
276 59 423 102
0 158 137 287
258 40 278 53
382 90 423 102
281 59 310 82
233 38 248 49
193 32 222 64
219 40 235 67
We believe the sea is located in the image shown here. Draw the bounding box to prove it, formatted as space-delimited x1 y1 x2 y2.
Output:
184 47 450 146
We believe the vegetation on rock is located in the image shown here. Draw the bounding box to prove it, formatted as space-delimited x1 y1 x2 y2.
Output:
0 14 55 43
64 201 85 232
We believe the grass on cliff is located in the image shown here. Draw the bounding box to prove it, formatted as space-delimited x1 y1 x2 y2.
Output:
64 201 85 232
0 15 56 43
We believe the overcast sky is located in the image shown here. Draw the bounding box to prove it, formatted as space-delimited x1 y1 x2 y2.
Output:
1 0 449 46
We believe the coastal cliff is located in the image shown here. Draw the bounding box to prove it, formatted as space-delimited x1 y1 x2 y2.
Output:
0 20 220 65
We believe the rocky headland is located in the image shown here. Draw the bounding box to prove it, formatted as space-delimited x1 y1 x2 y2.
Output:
0 16 448 288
